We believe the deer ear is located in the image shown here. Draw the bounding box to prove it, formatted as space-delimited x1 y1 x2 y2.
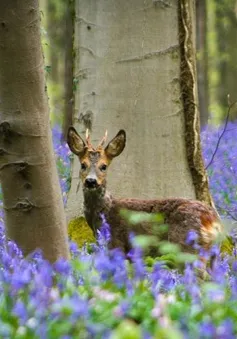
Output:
67 127 86 157
105 130 126 158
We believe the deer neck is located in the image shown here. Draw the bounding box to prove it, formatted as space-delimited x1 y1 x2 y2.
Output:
83 184 112 235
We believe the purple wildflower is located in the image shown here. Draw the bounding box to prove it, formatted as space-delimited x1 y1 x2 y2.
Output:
97 214 111 247
54 258 71 276
186 230 199 249
217 319 235 339
13 300 28 325
151 262 177 294
199 321 216 338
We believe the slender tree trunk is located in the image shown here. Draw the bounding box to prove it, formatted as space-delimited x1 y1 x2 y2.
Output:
0 0 70 261
62 0 75 141
46 0 60 83
67 0 214 221
215 0 237 119
196 0 209 126
207 0 237 121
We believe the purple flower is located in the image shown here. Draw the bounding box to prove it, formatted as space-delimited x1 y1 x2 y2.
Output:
209 256 229 284
94 251 115 281
151 262 177 294
127 247 147 281
69 241 79 256
97 214 111 247
11 266 32 291
36 261 53 288
186 230 199 246
113 300 130 317
13 300 28 324
54 258 71 276
51 293 88 320
199 321 216 338
110 248 127 287
217 319 234 339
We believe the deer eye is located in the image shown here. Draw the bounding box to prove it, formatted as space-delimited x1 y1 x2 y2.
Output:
81 163 87 171
100 164 107 172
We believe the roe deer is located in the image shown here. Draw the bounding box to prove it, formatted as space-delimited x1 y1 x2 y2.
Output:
67 127 222 255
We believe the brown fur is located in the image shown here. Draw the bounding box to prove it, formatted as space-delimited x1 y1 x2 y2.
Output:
67 127 222 255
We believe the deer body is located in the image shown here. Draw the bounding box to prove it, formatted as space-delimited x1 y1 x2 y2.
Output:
67 128 222 255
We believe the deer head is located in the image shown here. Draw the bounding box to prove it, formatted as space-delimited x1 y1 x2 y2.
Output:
67 127 126 191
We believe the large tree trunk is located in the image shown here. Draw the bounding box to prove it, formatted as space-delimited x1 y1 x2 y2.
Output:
67 0 214 221
0 0 69 261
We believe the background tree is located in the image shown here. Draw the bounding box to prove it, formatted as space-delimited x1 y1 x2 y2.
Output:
40 0 66 126
215 0 237 120
0 0 69 261
62 0 75 140
207 0 237 122
196 0 209 126
66 0 214 222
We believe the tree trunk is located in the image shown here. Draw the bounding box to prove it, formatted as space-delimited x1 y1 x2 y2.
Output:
62 0 75 141
0 0 70 262
67 0 214 221
46 0 61 83
196 0 209 126
215 0 237 120
179 0 213 207
43 0 66 125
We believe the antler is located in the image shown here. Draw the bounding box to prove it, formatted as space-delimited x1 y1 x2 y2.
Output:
97 130 108 148
85 129 93 149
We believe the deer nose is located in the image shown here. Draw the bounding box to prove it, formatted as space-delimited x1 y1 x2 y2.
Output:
85 178 98 188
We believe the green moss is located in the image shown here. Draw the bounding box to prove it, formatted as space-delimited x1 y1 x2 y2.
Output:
68 216 95 248
220 236 234 255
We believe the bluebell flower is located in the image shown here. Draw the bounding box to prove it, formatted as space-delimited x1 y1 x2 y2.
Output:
36 261 53 288
127 246 146 281
69 241 79 255
7 240 22 258
217 319 235 339
94 251 115 281
151 262 177 294
199 321 216 338
51 293 88 319
110 248 127 287
210 256 229 284
11 266 32 291
13 300 28 325
97 214 111 247
186 230 199 247
54 258 71 276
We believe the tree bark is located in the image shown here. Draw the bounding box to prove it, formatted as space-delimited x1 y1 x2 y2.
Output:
67 0 214 221
0 0 70 261
179 0 214 207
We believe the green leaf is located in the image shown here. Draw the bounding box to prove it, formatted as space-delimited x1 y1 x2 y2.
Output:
158 241 181 255
154 327 183 339
110 320 142 339
133 235 158 249
120 209 164 225
175 252 197 264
